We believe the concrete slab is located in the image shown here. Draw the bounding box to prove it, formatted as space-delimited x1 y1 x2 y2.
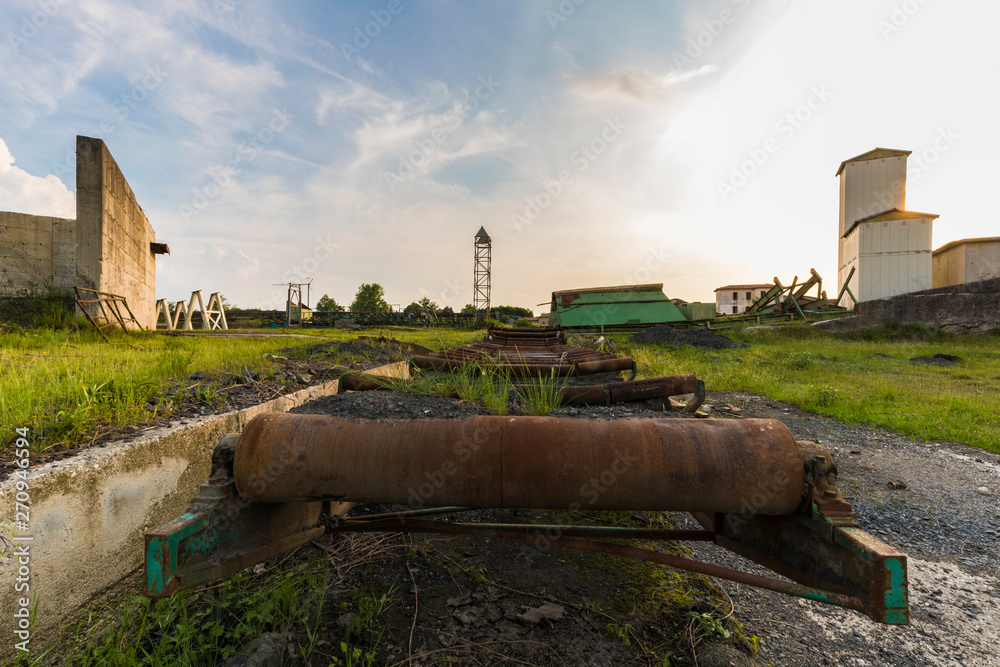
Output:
0 360 409 657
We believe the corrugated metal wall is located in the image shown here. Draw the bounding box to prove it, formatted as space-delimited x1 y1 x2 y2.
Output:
856 219 932 301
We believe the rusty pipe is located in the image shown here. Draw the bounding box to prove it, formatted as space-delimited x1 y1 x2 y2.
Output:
233 414 805 515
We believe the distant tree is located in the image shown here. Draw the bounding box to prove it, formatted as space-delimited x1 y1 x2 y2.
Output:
440 305 454 316
406 297 440 317
493 305 533 319
350 283 390 312
219 294 239 310
315 294 343 311
461 304 476 314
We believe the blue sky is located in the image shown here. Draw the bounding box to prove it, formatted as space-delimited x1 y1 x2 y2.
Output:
2 0 998 311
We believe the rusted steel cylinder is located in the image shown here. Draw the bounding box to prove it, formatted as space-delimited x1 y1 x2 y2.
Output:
233 414 805 515
608 375 699 403
576 358 636 375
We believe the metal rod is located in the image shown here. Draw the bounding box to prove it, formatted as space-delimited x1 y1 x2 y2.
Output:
330 517 718 542
326 517 866 612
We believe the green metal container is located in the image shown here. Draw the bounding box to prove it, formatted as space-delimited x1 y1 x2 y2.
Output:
548 284 687 328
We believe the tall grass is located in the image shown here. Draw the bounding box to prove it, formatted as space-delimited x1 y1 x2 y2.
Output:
516 370 568 416
0 330 329 453
623 323 1000 452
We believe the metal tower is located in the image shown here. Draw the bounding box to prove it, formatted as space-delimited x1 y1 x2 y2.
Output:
473 226 491 322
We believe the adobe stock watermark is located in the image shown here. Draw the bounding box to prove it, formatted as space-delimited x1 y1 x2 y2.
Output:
716 84 833 202
406 420 506 506
546 0 587 30
339 0 411 64
562 243 672 328
844 126 958 224
179 108 294 224
511 116 626 233
528 448 638 553
877 0 930 39
671 0 752 68
383 74 502 192
258 233 340 310
6 0 69 54
49 64 169 180
726 469 791 529
907 126 958 184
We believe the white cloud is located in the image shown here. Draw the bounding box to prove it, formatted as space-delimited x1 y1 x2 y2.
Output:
0 138 75 218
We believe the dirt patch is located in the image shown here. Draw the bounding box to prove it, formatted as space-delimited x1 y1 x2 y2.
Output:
629 326 746 350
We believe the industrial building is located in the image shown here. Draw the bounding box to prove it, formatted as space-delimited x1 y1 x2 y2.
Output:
0 136 167 328
836 148 938 304
932 237 1000 288
714 284 774 315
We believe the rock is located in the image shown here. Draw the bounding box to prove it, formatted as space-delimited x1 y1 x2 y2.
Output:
337 612 356 628
887 481 907 490
908 355 958 366
263 353 288 361
189 371 210 380
296 373 313 384
225 632 289 667
515 603 565 624
977 487 992 496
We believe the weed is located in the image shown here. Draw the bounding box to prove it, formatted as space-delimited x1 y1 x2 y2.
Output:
782 351 815 369
516 370 567 415
687 611 730 638
606 622 634 647
59 560 330 665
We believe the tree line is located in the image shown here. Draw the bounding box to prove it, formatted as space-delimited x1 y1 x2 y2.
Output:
313 284 532 318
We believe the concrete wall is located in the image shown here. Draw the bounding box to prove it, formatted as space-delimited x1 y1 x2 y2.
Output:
76 136 158 329
933 239 1000 288
0 212 75 293
0 361 408 657
814 277 1000 334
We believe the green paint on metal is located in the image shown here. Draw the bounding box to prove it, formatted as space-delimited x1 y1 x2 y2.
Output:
884 608 908 624
884 557 908 609
548 284 689 328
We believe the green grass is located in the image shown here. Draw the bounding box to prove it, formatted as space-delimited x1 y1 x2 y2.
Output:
0 327 478 454
516 370 568 416
52 559 333 666
619 323 1000 452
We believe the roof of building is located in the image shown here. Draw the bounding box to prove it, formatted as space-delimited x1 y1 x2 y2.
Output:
552 283 663 297
843 207 939 238
475 226 490 239
835 147 912 176
714 284 774 292
933 236 1000 255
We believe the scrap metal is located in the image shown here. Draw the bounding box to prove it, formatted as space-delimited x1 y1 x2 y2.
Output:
411 326 636 377
146 413 908 624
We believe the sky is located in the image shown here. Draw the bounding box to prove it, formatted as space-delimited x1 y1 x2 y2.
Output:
2 0 998 313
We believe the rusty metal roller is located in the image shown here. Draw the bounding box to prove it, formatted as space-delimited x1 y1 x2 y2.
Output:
233 413 805 515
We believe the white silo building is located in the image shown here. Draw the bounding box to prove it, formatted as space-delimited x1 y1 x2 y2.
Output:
836 148 939 305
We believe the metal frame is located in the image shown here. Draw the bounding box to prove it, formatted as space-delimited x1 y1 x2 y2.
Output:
74 286 143 341
146 431 908 624
474 228 491 323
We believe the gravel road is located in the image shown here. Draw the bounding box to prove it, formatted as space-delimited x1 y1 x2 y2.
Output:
686 392 1000 667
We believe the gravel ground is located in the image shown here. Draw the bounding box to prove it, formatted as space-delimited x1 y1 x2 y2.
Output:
683 392 1000 667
